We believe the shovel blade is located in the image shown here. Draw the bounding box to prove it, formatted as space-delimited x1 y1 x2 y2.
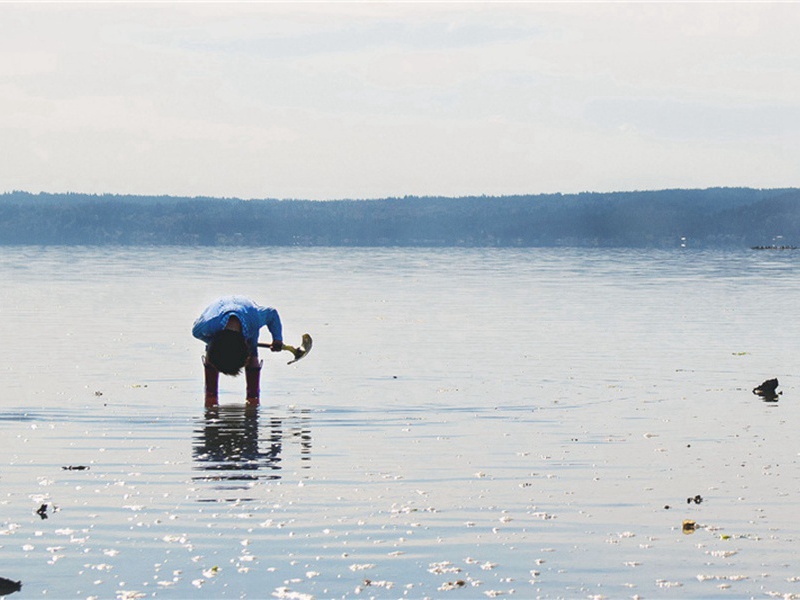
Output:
287 333 313 364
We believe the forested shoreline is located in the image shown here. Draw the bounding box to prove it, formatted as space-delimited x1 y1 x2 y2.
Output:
1 187 799 248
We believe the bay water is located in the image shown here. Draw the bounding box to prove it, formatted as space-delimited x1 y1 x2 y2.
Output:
1 246 799 598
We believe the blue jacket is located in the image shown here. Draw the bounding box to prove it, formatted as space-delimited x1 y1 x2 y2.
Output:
192 296 282 354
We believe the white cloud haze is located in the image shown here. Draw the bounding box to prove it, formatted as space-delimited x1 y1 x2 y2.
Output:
1 2 799 200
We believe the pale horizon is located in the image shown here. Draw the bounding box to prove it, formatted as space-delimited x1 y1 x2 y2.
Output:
2 3 799 201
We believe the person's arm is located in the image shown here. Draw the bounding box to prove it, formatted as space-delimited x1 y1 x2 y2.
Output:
192 309 222 344
259 306 283 352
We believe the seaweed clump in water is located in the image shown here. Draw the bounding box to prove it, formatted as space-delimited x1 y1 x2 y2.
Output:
753 378 781 402
0 577 22 596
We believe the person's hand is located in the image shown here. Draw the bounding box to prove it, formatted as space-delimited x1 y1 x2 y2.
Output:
271 340 283 352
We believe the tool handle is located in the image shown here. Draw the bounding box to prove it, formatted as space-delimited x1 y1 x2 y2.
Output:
258 342 294 351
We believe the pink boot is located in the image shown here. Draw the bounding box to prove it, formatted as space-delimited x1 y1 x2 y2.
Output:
245 359 263 407
203 356 219 408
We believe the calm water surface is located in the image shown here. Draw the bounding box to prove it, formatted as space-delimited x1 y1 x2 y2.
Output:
1 246 799 599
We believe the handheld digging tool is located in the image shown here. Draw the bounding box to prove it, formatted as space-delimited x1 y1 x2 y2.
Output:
259 333 313 365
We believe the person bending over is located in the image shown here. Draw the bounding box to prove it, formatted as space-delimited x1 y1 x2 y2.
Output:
192 296 283 407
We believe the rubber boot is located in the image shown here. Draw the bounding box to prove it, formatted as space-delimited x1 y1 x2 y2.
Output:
203 356 219 408
245 359 263 408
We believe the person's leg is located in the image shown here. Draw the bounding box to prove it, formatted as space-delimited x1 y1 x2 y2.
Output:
245 355 262 407
202 356 219 408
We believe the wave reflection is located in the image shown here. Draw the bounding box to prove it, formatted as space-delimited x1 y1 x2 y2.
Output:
192 405 311 501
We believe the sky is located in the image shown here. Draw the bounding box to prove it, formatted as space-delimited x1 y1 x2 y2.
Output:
1 2 799 201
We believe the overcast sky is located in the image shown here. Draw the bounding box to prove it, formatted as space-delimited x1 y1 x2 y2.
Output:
2 2 799 200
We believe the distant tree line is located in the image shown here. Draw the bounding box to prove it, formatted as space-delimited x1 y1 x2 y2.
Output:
0 187 798 248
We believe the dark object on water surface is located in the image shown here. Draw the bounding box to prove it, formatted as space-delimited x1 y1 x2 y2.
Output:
35 503 60 519
753 378 780 400
62 465 89 470
0 576 22 595
687 494 703 505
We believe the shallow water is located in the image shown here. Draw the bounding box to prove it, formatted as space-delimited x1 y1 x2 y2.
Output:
2 246 800 598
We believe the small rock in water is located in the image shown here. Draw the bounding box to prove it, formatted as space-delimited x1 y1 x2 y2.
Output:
752 378 780 400
0 577 22 596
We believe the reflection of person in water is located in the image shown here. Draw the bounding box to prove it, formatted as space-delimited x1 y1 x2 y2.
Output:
192 405 312 500
193 405 282 484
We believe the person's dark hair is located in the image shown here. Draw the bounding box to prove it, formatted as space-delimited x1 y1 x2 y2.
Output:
208 329 249 376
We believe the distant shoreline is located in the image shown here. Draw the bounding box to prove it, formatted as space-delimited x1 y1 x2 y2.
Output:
2 187 799 248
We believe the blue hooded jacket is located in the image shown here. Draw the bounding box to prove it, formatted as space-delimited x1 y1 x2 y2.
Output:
192 296 282 354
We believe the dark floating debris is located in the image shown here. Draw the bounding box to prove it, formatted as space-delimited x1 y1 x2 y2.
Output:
687 494 703 505
0 577 21 596
753 378 781 401
35 503 59 519
62 465 90 470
